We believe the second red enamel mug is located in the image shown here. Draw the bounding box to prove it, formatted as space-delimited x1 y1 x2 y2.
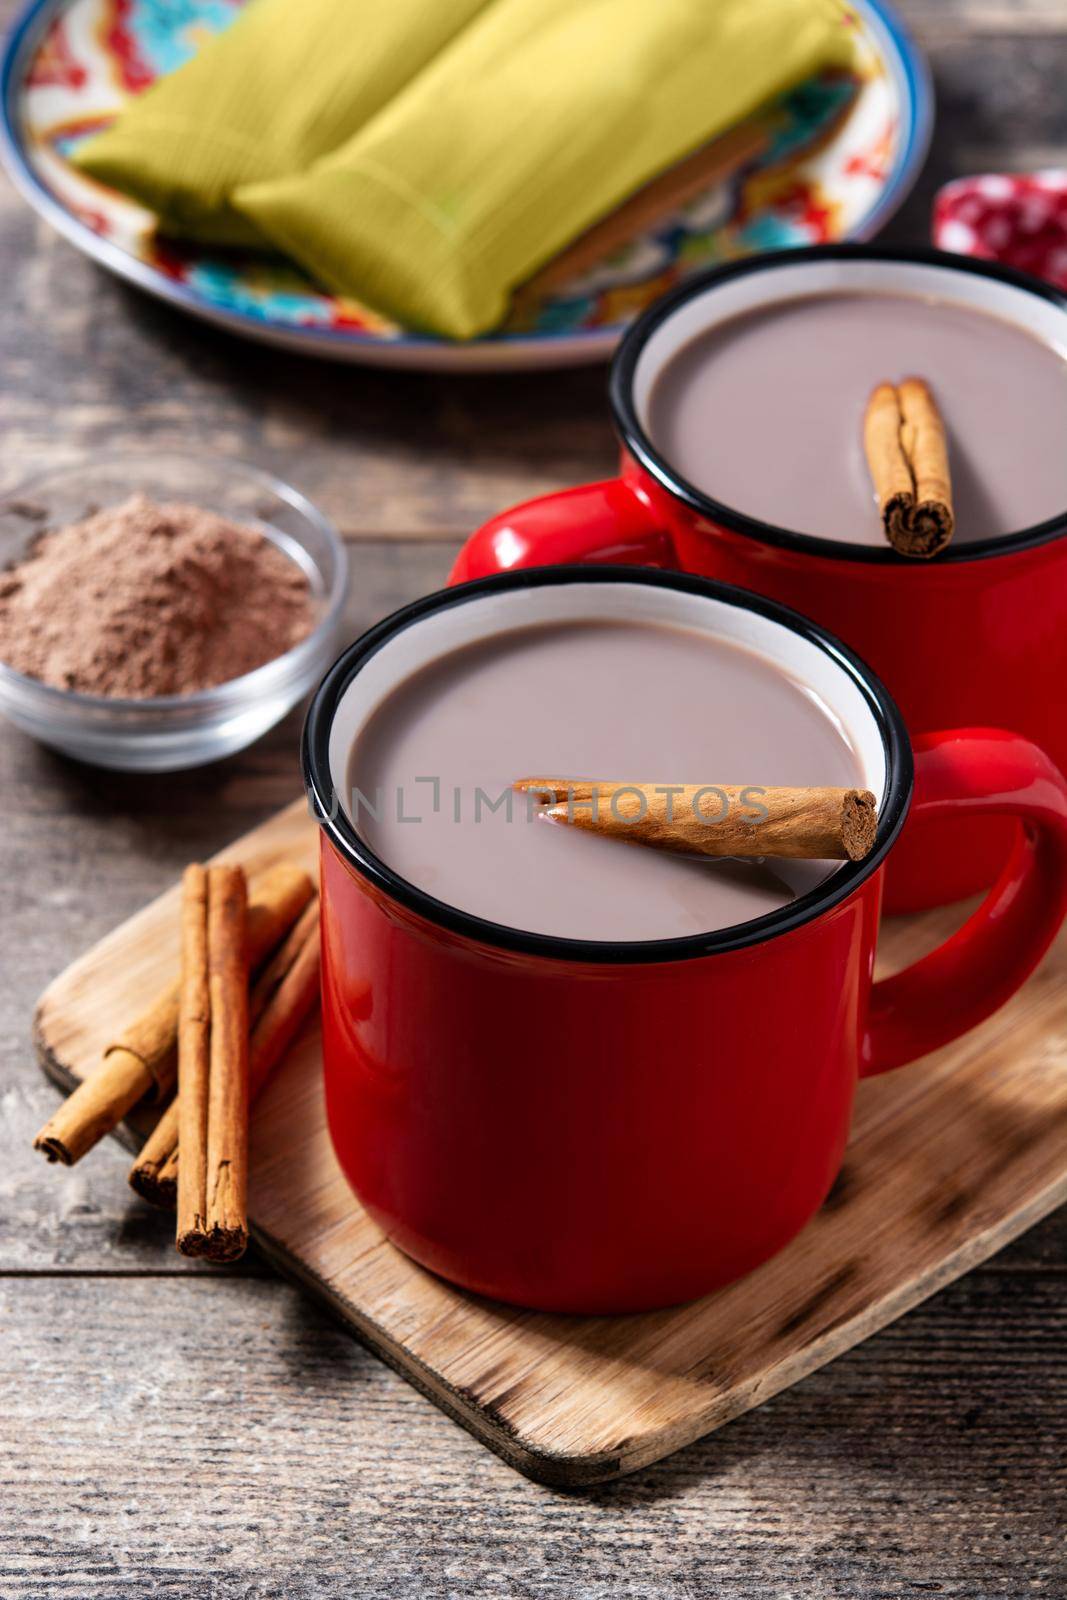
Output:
304 567 1067 1313
450 247 1067 913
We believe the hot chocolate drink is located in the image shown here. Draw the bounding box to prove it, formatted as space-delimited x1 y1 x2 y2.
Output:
646 291 1067 545
346 617 863 941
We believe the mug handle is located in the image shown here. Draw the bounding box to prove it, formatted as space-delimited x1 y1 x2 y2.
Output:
863 728 1067 1077
448 476 673 584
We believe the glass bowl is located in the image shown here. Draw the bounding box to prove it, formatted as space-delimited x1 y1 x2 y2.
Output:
0 451 348 771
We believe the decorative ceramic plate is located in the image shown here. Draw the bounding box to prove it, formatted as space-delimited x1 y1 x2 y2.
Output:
0 0 932 371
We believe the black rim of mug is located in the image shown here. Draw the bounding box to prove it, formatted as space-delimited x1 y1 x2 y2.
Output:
302 565 913 965
609 243 1067 567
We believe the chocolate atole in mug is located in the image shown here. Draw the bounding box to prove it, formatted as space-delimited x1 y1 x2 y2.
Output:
346 616 862 941
307 569 1067 1312
646 291 1067 545
450 249 1067 915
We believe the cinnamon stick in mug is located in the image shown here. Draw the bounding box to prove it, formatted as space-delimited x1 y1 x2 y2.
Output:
34 861 313 1167
515 779 877 861
863 377 955 558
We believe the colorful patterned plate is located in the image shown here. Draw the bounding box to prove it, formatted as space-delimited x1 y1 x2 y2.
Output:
0 0 932 371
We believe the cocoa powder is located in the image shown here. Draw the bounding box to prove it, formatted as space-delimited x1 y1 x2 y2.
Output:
0 494 317 698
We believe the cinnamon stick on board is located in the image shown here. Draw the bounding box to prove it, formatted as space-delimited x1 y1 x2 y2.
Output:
34 861 313 1166
177 864 249 1262
248 896 318 1027
176 864 212 1253
129 897 321 1208
249 912 321 1104
863 378 955 558
515 779 877 862
205 866 249 1261
128 1095 180 1208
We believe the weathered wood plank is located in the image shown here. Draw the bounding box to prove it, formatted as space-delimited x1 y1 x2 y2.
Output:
0 1273 1063 1596
0 188 614 540
895 0 1067 39
877 28 1067 248
29 794 1067 1482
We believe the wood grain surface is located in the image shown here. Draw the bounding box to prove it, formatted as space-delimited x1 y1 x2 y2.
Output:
32 801 1067 1486
2 0 1065 1590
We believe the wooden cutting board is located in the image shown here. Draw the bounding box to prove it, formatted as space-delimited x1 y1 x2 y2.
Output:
33 799 1067 1486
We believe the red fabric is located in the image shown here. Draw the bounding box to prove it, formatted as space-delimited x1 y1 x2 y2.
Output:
933 172 1067 288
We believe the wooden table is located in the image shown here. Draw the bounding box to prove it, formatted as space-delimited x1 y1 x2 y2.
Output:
2 2 1064 1592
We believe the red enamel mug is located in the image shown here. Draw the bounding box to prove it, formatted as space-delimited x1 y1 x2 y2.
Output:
450 247 1067 914
303 567 1067 1314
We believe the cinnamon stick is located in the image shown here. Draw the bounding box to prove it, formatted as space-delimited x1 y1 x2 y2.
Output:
515 779 877 861
128 1094 180 1208
204 865 249 1262
176 865 249 1261
155 1141 180 1208
249 917 320 1103
249 896 318 1026
33 981 179 1167
900 378 955 547
130 897 321 1209
34 861 313 1166
863 378 955 558
176 864 211 1253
